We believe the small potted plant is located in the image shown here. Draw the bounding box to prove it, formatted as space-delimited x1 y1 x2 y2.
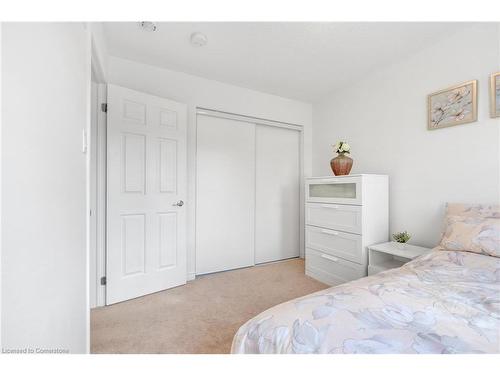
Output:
392 231 411 249
330 141 353 176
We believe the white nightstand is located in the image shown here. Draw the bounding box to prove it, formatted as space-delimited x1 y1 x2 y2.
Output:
367 242 431 276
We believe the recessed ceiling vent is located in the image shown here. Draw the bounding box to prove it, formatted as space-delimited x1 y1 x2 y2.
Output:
190 32 208 47
139 22 157 32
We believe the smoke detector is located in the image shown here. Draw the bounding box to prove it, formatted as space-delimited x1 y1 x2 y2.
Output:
190 32 208 47
139 22 157 32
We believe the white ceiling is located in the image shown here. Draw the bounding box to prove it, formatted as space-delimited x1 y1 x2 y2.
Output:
103 22 466 102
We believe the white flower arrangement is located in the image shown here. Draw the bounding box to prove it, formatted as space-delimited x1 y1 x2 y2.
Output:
333 141 351 154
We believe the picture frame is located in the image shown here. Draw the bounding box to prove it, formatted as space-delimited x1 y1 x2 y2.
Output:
490 72 500 118
427 80 477 130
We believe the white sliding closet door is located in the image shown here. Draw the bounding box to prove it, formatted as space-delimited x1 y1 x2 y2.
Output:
196 115 256 274
255 125 300 264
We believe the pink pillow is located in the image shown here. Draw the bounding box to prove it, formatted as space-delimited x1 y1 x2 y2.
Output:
440 215 500 257
445 203 500 218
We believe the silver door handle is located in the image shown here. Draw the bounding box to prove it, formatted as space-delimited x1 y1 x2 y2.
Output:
172 200 184 207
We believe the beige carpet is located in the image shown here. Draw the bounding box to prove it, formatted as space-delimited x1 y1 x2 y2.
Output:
91 258 327 354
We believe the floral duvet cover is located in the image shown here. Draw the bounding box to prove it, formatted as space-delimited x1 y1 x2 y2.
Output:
231 250 500 354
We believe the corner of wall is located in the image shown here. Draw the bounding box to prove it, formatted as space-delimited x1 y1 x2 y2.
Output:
89 22 109 83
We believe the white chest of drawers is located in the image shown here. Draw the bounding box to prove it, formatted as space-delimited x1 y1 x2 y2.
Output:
305 174 389 286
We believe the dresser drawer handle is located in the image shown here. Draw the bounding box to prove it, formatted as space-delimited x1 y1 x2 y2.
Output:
321 229 339 236
320 204 340 209
321 254 339 262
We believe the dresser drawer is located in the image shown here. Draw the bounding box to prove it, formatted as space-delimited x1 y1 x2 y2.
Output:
306 176 362 205
305 248 366 286
306 225 364 264
306 203 362 234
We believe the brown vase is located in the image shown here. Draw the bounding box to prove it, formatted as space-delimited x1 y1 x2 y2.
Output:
330 153 353 176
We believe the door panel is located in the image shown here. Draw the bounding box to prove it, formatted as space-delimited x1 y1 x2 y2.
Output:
195 115 256 275
123 100 146 124
121 214 146 275
107 84 187 304
255 125 300 263
122 133 146 193
158 138 177 193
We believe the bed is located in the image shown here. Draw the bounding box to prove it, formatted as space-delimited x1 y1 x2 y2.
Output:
231 204 500 354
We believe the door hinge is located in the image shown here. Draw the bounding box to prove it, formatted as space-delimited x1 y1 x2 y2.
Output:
101 103 108 113
100 276 107 286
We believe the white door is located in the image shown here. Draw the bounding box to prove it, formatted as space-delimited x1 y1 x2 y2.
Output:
106 84 187 304
196 115 256 274
255 125 301 263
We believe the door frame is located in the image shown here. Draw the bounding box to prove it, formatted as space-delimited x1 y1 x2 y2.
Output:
89 80 106 308
93 82 107 307
194 107 305 277
90 32 107 308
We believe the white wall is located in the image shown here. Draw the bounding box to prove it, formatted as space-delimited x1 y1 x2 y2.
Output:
312 24 500 248
107 56 313 279
1 23 90 353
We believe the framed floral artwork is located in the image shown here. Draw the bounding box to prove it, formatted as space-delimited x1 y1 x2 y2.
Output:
428 80 477 130
490 72 500 118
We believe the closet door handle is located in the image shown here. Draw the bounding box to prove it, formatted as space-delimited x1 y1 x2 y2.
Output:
172 200 184 207
321 254 339 262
